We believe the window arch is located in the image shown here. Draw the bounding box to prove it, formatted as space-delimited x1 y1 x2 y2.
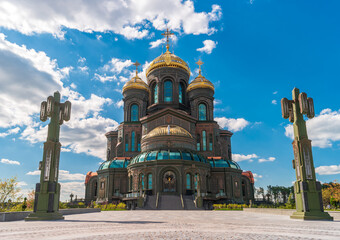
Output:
186 173 191 190
152 83 158 104
198 103 207 121
202 130 207 151
148 173 152 189
164 80 173 102
179 82 185 104
130 104 139 122
125 134 129 152
131 131 135 151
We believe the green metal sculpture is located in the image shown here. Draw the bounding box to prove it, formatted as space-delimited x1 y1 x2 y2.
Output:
281 88 332 220
25 91 71 221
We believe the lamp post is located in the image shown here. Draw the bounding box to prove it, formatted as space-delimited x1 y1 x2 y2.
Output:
281 88 332 220
25 91 71 221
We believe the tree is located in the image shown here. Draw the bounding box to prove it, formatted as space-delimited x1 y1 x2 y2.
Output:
0 177 22 210
26 190 35 210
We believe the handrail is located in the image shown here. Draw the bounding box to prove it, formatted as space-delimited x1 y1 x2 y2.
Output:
156 192 160 208
180 194 184 209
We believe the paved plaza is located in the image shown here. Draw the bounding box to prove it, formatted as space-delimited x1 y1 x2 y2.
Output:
0 211 340 240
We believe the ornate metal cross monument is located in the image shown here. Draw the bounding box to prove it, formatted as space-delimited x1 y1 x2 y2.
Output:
281 88 332 220
25 91 71 221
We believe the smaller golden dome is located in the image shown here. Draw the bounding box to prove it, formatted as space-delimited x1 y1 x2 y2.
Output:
187 60 214 92
122 61 150 93
143 125 193 140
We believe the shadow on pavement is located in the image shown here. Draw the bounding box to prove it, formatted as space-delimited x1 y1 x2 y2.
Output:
63 220 165 224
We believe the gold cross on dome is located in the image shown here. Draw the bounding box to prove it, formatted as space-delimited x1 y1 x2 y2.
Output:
196 59 204 74
161 28 174 51
133 61 141 77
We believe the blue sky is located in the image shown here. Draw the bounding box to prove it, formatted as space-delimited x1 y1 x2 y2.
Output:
0 0 339 200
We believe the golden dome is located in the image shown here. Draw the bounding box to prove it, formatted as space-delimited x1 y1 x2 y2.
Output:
146 50 190 76
122 62 150 93
187 60 214 92
143 125 193 140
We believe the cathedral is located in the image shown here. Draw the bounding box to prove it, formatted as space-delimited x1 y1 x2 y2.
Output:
85 30 255 210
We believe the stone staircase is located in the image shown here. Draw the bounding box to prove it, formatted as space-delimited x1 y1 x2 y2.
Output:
183 195 199 210
143 193 204 210
143 195 158 210
157 194 183 210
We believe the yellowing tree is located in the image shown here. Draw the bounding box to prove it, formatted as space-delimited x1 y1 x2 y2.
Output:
322 181 340 208
0 177 22 210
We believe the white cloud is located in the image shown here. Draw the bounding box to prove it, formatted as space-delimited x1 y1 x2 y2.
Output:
60 181 85 201
215 117 250 132
315 165 340 175
94 73 117 83
78 66 89 73
213 99 222 106
1 158 20 165
271 100 277 105
258 157 276 163
285 109 340 148
197 40 217 54
0 0 222 39
115 100 124 108
59 170 85 181
232 153 258 162
17 181 28 187
26 170 40 175
253 173 262 182
102 58 132 74
149 38 166 49
0 127 20 138
70 83 77 89
78 57 86 64
96 35 102 40
273 91 278 95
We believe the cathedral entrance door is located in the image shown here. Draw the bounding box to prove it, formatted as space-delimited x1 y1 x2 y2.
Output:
163 171 176 192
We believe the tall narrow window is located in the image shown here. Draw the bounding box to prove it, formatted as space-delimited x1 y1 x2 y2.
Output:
129 176 133 191
164 80 173 102
202 130 207 151
179 83 184 104
153 84 158 104
125 134 129 152
196 134 201 151
194 173 199 190
198 103 207 121
139 174 144 190
131 131 135 151
148 174 152 189
186 173 191 190
209 133 213 151
137 134 141 151
131 104 139 122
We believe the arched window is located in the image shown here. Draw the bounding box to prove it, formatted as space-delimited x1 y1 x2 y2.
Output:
202 131 207 151
179 83 185 104
94 182 97 197
153 84 158 104
198 103 207 121
131 104 139 122
186 173 191 190
209 133 213 151
148 174 152 189
164 80 173 102
196 134 201 151
194 173 199 190
125 134 129 152
137 134 141 151
139 174 144 190
131 131 135 151
129 176 133 191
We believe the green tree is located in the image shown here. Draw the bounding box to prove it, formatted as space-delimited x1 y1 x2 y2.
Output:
0 177 22 210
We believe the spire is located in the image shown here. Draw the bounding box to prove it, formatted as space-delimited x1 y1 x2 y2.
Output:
161 28 174 52
132 61 141 82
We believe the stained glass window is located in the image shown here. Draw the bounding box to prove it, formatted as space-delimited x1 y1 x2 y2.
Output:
196 134 201 151
179 83 184 104
164 80 173 102
148 174 152 189
153 84 158 104
209 133 213 151
198 103 207 121
202 130 207 151
131 104 139 122
186 173 191 190
140 174 144 190
125 134 129 152
131 131 135 151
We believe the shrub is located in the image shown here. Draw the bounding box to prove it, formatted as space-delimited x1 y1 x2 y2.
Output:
78 202 85 208
213 203 246 210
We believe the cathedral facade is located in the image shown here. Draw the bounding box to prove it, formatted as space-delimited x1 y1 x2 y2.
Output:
85 33 254 210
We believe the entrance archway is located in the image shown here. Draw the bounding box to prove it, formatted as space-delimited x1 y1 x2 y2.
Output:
163 171 176 192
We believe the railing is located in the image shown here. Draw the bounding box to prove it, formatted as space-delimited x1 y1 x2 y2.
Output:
216 192 226 198
124 192 141 198
180 194 184 209
113 193 124 198
156 192 160 209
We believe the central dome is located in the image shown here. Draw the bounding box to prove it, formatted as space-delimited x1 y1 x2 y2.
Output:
146 50 190 76
143 125 192 140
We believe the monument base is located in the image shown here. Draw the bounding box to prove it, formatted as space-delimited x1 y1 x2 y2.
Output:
25 211 64 221
290 211 333 221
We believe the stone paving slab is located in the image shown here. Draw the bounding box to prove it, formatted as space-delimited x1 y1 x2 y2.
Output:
0 211 340 240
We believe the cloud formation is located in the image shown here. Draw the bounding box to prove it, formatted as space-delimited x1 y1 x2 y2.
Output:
0 0 222 39
315 165 340 175
215 117 249 132
1 158 20 165
258 157 276 163
285 109 340 148
232 153 258 162
197 40 218 54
